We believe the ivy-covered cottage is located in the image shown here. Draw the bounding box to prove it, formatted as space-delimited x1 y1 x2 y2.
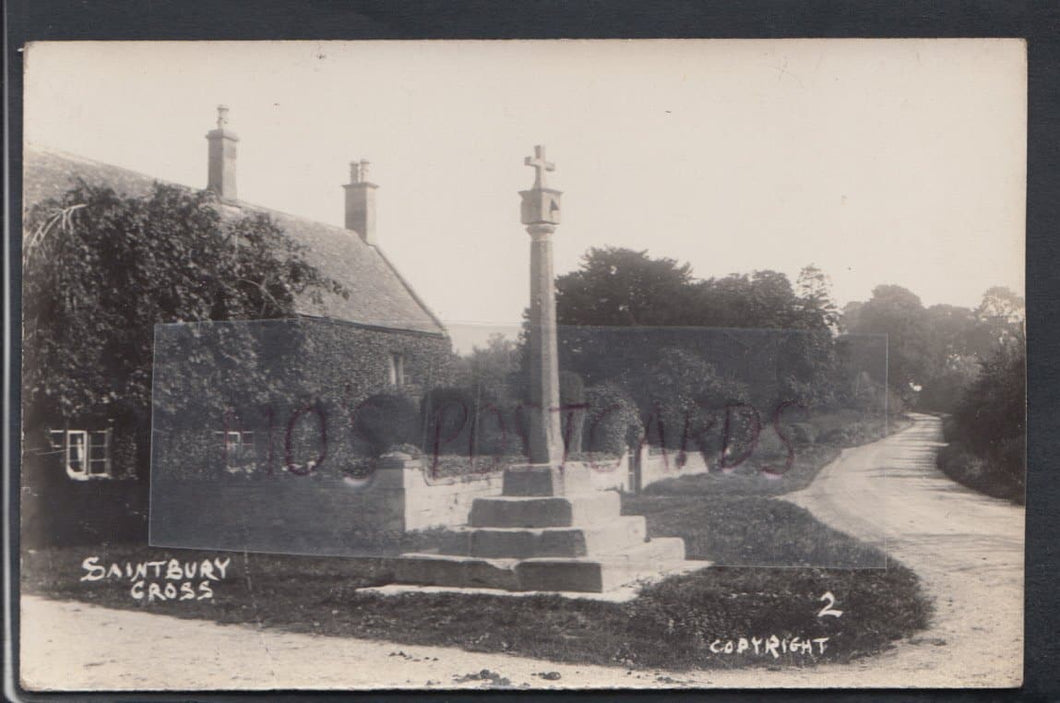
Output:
22 108 453 545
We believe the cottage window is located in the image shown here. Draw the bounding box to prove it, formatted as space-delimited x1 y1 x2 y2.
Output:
214 430 255 472
49 429 112 480
388 352 405 387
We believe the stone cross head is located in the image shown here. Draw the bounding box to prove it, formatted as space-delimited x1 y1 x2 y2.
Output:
524 145 555 189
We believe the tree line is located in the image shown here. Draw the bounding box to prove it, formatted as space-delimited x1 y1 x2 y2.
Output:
457 247 1024 497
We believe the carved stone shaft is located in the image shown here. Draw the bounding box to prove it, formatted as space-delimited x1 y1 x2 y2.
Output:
526 223 564 465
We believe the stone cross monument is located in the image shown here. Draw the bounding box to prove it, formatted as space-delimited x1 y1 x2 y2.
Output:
519 145 564 465
391 145 693 591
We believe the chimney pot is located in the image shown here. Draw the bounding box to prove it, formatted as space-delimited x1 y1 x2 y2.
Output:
206 105 239 200
344 159 378 245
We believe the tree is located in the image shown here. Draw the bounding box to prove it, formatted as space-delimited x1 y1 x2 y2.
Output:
556 247 696 327
450 333 525 457
553 248 844 411
843 285 931 405
795 264 840 331
915 304 981 411
843 285 1025 412
23 180 344 468
623 347 749 451
553 247 698 391
839 301 864 334
452 333 521 402
975 286 1025 348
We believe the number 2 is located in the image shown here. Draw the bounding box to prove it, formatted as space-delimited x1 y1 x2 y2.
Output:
817 591 843 618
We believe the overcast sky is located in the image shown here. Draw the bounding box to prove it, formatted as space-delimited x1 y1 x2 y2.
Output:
24 39 1025 352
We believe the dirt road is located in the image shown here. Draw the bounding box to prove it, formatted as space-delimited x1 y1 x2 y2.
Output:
777 412 1024 687
19 413 1023 690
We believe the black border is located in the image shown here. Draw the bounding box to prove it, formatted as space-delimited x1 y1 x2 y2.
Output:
5 2 1059 702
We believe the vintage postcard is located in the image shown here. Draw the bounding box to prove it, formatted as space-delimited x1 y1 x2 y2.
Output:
15 39 1025 691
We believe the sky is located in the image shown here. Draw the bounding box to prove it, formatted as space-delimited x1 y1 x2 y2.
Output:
23 39 1026 352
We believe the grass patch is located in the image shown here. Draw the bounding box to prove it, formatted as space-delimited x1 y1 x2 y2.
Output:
22 489 930 671
805 409 911 449
624 495 884 568
642 445 841 499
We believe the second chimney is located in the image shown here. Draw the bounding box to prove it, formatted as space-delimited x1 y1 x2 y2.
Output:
344 159 378 246
206 105 239 200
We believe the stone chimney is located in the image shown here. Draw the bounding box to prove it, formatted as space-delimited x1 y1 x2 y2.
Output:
205 105 239 200
344 159 378 245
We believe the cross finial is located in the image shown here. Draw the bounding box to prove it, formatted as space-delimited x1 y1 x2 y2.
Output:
216 105 229 130
524 145 555 189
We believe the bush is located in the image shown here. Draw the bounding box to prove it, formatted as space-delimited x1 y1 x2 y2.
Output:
790 422 817 446
420 386 518 459
818 427 851 446
919 370 973 413
584 382 642 455
940 415 959 443
994 437 1026 497
941 343 1025 503
560 370 586 454
350 393 420 458
420 387 475 457
936 441 1024 504
472 401 518 457
626 348 749 452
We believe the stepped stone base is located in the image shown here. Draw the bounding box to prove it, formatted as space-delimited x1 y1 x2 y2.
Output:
502 463 597 496
391 462 705 593
439 515 647 559
394 538 692 593
469 492 620 528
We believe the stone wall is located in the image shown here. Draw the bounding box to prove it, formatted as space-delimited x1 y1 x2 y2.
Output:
387 455 505 531
580 455 630 492
149 452 504 555
147 449 704 557
491 449 708 496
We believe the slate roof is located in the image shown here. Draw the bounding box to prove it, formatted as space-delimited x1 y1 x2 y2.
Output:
22 146 447 336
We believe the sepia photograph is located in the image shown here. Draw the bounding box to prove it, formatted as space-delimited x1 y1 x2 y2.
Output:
16 38 1025 691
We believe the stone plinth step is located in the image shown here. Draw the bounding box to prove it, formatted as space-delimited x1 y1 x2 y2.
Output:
362 560 709 602
469 491 620 529
391 553 519 591
438 516 647 559
516 538 688 593
503 464 596 497
393 537 692 593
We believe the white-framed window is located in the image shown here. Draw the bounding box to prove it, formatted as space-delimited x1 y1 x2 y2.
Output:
213 430 255 472
49 429 112 480
388 352 405 387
